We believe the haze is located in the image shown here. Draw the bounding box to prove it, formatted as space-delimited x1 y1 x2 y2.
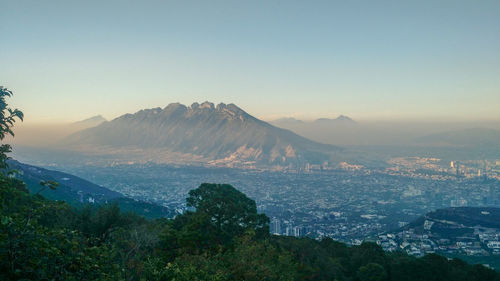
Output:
1 0 499 124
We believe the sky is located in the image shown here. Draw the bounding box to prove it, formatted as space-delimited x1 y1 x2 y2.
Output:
1 0 499 123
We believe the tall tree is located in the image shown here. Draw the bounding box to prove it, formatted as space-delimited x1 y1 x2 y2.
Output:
186 183 269 242
0 87 23 169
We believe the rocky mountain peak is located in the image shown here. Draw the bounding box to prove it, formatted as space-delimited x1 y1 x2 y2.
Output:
66 102 340 166
336 115 354 122
199 101 215 109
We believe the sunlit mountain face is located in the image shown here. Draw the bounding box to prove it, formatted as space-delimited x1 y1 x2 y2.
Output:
64 102 343 167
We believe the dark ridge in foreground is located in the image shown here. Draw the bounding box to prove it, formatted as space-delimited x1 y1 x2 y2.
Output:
7 160 172 219
1 174 498 280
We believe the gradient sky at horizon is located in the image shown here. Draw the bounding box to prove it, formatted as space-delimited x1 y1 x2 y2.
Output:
1 0 499 123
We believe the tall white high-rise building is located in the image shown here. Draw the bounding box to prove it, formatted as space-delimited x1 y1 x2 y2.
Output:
293 226 302 237
271 217 281 235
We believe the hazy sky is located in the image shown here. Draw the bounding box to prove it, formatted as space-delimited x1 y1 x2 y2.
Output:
1 0 499 123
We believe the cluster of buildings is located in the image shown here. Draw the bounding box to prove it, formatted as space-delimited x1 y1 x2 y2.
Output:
386 157 500 181
377 220 500 258
270 217 305 237
64 157 500 250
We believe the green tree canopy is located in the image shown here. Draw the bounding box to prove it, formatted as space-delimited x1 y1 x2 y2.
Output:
0 86 23 169
186 183 269 241
357 262 387 281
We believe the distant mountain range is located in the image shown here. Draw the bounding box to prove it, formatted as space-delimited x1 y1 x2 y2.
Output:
71 115 107 130
65 102 342 167
8 160 172 219
8 115 107 147
271 115 356 128
270 115 360 146
272 117 500 150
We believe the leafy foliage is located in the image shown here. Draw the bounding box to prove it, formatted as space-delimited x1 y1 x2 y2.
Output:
186 183 270 242
0 86 23 169
357 263 386 281
1 175 499 281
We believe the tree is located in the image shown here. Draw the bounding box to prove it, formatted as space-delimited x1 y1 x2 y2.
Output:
350 242 387 273
0 87 23 169
186 183 269 242
356 263 387 281
224 233 299 281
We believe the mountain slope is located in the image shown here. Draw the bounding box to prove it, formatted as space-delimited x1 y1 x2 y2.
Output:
383 207 500 271
70 115 107 130
8 160 172 219
66 102 341 166
406 207 500 232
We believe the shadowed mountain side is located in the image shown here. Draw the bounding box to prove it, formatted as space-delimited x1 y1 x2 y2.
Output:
405 207 500 232
64 102 343 166
7 160 173 219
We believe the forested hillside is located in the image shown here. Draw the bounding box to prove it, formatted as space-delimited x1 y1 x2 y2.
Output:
7 160 173 219
2 179 499 280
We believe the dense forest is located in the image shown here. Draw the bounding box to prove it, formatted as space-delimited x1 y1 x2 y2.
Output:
1 87 499 280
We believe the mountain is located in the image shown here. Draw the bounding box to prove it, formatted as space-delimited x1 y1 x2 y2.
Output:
7 160 173 219
334 115 355 122
71 115 107 130
65 102 342 167
270 115 359 146
271 115 356 129
6 115 107 147
270 117 305 128
313 115 356 125
417 128 500 147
